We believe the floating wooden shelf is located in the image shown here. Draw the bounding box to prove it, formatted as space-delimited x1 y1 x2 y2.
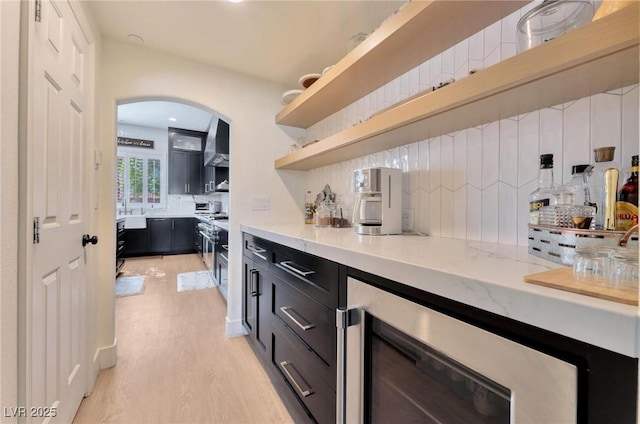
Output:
275 0 529 128
275 5 639 171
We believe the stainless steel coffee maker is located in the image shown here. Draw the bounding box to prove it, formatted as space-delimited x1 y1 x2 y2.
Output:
353 167 402 235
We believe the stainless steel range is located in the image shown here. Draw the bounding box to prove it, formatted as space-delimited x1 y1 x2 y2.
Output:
196 213 228 284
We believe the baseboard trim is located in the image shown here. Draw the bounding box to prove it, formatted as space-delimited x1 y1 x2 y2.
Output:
225 316 247 338
93 337 118 370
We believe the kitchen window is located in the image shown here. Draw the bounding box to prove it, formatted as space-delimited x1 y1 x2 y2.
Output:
116 153 165 208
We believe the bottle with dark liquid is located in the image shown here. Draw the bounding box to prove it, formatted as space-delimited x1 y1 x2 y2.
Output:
616 155 638 231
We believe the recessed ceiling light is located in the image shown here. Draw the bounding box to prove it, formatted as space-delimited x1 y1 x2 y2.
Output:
168 117 177 122
229 0 243 3
127 34 144 45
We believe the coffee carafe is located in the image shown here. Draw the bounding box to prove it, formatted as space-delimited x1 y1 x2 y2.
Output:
353 167 402 235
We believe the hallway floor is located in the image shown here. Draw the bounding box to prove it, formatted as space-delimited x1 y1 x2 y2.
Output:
73 254 294 424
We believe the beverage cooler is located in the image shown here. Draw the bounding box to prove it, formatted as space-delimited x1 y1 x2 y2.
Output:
337 276 637 423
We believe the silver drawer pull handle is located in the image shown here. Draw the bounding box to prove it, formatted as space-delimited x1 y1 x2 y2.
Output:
280 361 314 398
280 306 315 331
279 261 315 277
222 244 229 250
247 245 267 260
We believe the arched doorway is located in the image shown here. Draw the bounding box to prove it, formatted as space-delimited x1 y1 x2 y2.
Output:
114 97 230 277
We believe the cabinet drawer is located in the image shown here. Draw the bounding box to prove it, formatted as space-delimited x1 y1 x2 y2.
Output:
272 319 335 424
273 275 335 374
243 233 270 267
271 245 340 308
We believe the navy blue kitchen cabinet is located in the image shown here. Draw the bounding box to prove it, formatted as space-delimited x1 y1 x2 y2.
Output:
168 128 205 195
169 150 203 195
126 218 196 257
171 218 194 253
124 228 149 257
242 234 272 361
148 218 172 253
204 165 229 193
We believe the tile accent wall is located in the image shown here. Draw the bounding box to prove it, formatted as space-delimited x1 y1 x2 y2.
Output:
305 3 639 246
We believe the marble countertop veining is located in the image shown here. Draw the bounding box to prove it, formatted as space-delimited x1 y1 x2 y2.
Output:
241 223 639 358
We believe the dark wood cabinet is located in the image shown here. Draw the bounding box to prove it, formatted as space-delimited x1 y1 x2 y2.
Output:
242 234 272 361
171 218 193 253
204 165 229 194
116 220 126 272
269 243 343 424
124 228 149 257
148 218 172 253
168 128 205 195
241 232 345 424
272 318 336 424
169 150 203 194
126 218 196 257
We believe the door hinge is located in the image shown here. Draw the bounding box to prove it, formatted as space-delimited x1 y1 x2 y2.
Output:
34 0 42 22
33 217 40 244
336 308 359 329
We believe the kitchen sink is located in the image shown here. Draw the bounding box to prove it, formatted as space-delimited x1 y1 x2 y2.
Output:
123 214 147 229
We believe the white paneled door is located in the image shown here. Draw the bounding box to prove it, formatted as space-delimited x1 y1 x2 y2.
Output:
25 1 91 423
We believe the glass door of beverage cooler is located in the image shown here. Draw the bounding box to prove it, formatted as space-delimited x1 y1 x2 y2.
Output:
368 317 510 423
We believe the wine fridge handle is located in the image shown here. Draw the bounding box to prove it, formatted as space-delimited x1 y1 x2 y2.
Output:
336 308 359 424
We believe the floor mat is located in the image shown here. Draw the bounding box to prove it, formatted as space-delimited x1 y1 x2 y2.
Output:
177 270 215 292
116 275 145 297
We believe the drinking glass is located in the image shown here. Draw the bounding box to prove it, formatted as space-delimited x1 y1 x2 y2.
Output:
573 246 612 285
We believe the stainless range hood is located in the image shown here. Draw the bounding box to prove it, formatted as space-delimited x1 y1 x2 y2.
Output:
204 117 230 167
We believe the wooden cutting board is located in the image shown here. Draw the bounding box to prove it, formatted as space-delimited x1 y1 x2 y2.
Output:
523 267 638 306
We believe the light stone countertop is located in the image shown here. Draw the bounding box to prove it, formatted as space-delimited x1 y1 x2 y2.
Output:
213 221 229 231
241 223 639 358
116 213 196 219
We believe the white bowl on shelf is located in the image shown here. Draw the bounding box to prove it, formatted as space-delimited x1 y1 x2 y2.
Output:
282 89 303 105
298 73 322 89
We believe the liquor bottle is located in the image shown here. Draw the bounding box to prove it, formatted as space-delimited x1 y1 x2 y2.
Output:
304 190 314 224
616 155 638 231
562 164 590 206
529 154 556 225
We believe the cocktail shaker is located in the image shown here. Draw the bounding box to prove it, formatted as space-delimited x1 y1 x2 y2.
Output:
604 168 619 230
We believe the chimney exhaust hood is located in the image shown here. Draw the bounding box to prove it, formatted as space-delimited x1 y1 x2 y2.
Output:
204 117 230 167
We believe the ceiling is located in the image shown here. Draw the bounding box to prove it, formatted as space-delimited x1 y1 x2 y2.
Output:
89 0 405 131
84 0 405 88
117 101 215 132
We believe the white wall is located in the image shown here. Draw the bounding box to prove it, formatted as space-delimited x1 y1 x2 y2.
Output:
0 1 20 419
95 38 305 359
306 4 639 246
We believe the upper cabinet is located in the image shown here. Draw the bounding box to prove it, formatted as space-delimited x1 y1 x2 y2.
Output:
168 128 205 194
274 3 639 171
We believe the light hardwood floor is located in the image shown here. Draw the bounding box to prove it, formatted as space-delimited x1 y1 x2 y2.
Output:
73 254 295 424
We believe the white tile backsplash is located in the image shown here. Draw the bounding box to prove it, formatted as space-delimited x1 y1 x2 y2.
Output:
305 5 639 246
622 85 639 161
